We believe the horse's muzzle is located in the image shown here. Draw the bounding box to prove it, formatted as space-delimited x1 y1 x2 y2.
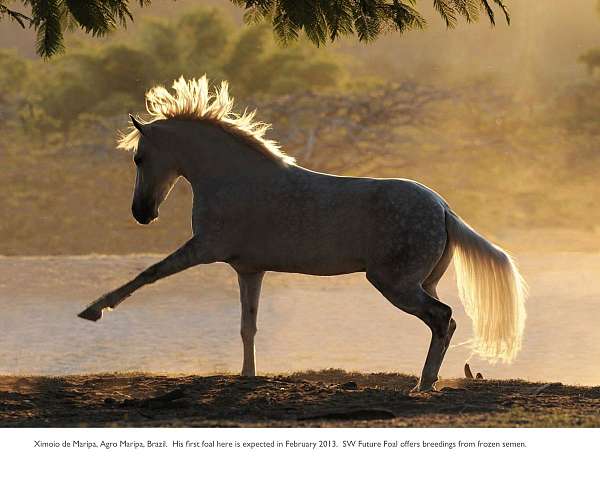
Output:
132 204 157 225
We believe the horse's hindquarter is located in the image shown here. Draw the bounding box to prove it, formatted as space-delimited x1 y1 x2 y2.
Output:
366 178 448 275
197 170 448 276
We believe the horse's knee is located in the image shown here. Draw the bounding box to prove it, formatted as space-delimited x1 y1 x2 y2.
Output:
241 324 257 342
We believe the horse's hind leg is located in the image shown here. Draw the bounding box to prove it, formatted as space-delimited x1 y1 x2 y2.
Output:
422 281 456 376
367 268 453 392
423 242 456 367
237 271 265 377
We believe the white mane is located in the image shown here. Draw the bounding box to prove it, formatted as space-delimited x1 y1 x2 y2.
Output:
118 75 295 165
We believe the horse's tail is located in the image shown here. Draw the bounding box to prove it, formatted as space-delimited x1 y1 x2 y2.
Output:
445 209 527 363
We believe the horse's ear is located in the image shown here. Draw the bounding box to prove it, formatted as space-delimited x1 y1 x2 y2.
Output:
129 114 145 134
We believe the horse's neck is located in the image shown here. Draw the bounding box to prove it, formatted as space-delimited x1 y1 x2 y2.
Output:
177 122 291 189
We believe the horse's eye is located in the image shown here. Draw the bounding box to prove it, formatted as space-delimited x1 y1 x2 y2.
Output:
134 155 142 166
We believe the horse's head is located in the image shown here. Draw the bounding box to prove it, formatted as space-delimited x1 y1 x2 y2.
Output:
129 116 180 225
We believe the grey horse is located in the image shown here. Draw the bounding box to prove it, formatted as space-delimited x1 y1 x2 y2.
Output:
79 77 526 392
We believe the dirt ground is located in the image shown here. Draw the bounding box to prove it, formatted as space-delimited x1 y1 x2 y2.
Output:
1 370 598 427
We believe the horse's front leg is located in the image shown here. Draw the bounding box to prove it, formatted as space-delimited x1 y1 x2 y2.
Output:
78 237 211 321
237 271 265 377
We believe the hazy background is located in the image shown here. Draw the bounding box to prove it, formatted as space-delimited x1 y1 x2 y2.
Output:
1 1 600 384
2 0 600 254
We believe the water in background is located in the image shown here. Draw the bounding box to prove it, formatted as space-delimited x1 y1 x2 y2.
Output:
1 254 599 385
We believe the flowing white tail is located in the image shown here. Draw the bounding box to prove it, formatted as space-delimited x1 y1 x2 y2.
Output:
446 210 527 363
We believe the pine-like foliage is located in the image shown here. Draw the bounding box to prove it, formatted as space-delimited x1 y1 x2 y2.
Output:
233 0 510 44
0 2 30 27
1 0 150 57
2 0 510 57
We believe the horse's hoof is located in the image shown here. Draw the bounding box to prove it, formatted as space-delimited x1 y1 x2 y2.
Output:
78 306 103 321
411 381 437 393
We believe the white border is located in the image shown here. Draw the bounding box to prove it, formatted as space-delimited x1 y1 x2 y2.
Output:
1 428 597 479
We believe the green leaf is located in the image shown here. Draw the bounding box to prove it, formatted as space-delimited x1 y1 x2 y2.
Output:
452 0 480 23
433 0 457 28
352 0 381 42
0 3 32 28
30 0 65 58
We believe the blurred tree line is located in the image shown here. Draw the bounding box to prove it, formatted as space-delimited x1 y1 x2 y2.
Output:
557 0 600 135
0 7 343 143
0 5 466 170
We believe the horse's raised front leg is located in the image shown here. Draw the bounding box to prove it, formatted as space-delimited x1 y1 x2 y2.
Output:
367 269 453 392
78 237 212 321
237 271 265 377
